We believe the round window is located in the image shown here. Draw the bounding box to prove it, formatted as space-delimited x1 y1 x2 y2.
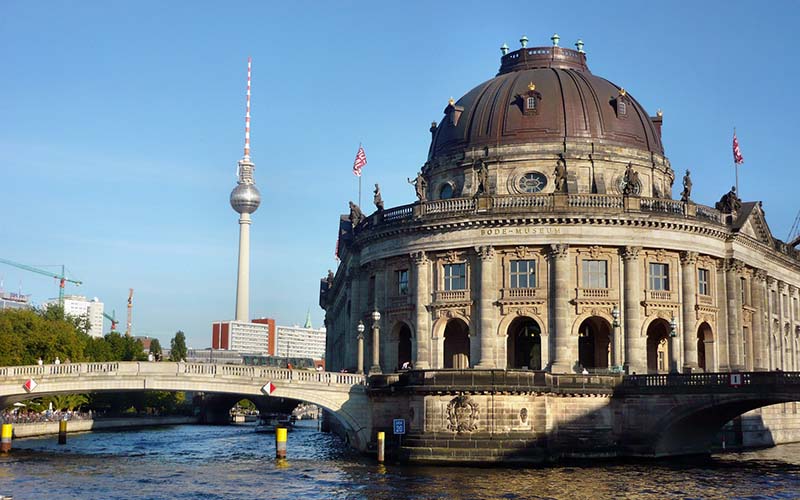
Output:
440 183 454 199
518 172 547 193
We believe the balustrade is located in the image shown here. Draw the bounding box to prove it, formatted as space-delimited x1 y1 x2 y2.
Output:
434 289 469 302
492 194 551 210
501 287 539 299
647 290 674 302
568 194 624 209
640 198 685 215
578 288 611 299
423 198 476 215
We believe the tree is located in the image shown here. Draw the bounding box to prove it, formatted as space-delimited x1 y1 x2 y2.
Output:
170 331 187 362
149 338 163 360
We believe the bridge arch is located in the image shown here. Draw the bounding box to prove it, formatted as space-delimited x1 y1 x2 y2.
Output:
0 362 371 451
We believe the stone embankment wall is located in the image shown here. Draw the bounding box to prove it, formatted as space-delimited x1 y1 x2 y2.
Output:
10 416 198 438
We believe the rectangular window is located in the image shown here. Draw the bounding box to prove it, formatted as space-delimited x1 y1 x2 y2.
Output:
649 263 670 291
741 278 747 305
784 295 789 316
772 291 778 314
510 260 536 289
397 270 409 295
698 268 710 296
444 263 466 291
582 260 608 289
526 96 536 110
794 297 798 318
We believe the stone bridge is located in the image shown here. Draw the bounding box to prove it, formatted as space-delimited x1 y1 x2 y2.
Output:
615 371 800 457
0 362 370 449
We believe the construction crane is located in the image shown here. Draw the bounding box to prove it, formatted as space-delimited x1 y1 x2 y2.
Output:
125 288 134 337
103 309 119 332
0 258 82 308
788 209 800 248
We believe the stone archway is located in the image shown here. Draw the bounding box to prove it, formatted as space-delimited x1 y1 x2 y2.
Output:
396 323 412 369
577 316 611 370
506 317 542 370
646 318 672 374
443 318 470 369
697 322 714 372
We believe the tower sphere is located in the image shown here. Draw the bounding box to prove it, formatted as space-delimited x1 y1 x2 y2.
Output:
230 183 261 214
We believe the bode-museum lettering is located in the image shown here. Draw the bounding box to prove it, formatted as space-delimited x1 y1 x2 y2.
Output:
480 226 561 236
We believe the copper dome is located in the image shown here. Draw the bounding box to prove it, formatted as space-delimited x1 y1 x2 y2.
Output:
429 45 664 160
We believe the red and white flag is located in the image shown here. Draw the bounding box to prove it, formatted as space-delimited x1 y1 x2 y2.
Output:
352 145 367 177
733 131 744 164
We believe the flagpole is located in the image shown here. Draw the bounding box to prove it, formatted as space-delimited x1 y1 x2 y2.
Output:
734 127 739 197
358 141 362 207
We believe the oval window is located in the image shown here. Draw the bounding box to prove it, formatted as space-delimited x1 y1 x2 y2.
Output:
518 172 547 193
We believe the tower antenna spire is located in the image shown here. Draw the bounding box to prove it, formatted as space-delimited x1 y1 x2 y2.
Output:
244 56 252 160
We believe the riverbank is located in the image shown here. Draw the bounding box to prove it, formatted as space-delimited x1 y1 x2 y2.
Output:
9 416 199 438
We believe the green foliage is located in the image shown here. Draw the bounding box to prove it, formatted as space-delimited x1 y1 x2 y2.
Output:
149 338 162 357
236 399 256 411
0 308 149 366
9 393 89 413
169 331 187 361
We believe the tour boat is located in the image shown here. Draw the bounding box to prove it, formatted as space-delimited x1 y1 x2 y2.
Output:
254 413 294 433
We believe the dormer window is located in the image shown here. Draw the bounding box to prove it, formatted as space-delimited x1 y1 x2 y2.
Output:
614 88 628 118
444 97 464 127
520 82 541 116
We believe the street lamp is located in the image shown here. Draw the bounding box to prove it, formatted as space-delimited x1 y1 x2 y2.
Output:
669 317 678 338
611 305 621 372
369 310 382 374
356 320 365 374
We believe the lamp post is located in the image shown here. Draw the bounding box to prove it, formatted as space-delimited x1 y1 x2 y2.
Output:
669 316 679 373
611 305 621 371
369 310 382 374
356 320 365 374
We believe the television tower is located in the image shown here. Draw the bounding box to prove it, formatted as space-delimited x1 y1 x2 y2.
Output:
229 56 261 321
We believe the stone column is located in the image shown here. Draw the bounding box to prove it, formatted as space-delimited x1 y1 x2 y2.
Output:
680 251 699 372
411 251 431 369
622 246 645 374
725 259 744 371
716 260 730 370
374 265 387 369
549 244 572 373
475 245 497 368
778 281 787 370
751 270 768 371
792 286 799 371
347 272 361 370
767 276 776 370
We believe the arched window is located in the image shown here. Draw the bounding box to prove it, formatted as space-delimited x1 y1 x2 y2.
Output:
440 183 453 199
526 96 536 111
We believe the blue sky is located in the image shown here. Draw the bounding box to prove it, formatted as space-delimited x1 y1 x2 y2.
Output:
1 1 798 349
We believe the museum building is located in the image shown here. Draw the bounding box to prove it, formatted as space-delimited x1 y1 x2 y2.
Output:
320 36 800 377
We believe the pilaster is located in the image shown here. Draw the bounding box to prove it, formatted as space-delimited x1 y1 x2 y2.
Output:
724 258 744 371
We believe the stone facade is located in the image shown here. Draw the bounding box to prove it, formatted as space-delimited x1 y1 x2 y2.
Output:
318 39 800 462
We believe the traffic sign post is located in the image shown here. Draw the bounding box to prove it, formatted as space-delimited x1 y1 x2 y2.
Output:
393 418 406 450
729 373 742 387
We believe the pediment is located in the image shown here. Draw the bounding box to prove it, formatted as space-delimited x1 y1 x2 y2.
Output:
735 203 774 247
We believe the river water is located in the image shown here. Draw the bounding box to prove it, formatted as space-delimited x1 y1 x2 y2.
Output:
3 421 800 499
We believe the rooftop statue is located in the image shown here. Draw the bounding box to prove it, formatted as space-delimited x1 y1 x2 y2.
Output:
680 169 692 202
554 155 567 193
326 269 334 288
373 183 384 211
348 201 364 227
475 160 489 196
408 171 427 202
622 163 640 196
715 186 742 214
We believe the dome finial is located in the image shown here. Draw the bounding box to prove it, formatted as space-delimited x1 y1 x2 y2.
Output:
448 96 455 106
551 33 560 47
520 35 528 48
657 109 663 117
575 39 584 53
527 82 536 92
500 43 509 55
